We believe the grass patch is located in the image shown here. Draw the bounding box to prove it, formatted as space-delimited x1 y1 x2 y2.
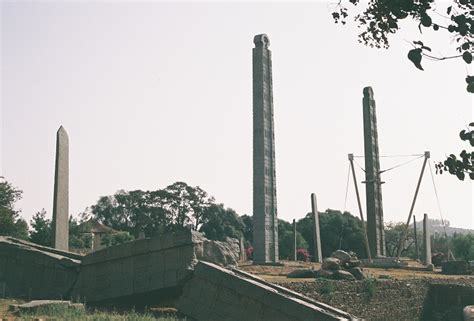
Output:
19 304 185 321
319 280 336 300
362 277 377 301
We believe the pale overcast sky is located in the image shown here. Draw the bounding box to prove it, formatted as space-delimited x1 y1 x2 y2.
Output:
1 1 473 229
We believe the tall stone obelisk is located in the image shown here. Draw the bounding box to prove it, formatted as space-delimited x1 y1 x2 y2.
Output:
252 34 279 264
362 87 386 258
52 126 69 251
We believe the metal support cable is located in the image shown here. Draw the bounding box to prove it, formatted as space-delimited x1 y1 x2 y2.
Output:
343 163 351 212
428 161 450 241
380 155 425 174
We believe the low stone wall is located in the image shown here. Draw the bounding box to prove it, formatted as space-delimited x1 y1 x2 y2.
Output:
278 279 431 321
0 236 81 299
178 261 356 321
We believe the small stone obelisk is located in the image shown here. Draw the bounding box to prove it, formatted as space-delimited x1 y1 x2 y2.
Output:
52 126 69 251
422 213 432 265
293 219 297 261
311 193 323 263
252 34 279 264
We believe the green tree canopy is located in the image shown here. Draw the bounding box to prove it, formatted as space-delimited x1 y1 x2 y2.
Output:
199 204 245 241
0 177 28 239
297 209 367 259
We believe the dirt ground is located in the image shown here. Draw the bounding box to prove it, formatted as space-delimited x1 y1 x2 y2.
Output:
238 260 474 283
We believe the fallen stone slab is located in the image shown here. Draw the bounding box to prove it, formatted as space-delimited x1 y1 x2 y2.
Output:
0 236 81 299
16 300 84 314
72 230 240 304
178 261 357 321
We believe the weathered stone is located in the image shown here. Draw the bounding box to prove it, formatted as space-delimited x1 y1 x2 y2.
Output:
194 234 239 266
422 213 432 265
52 126 69 251
252 34 279 264
346 259 361 268
363 87 386 258
348 267 366 280
178 261 355 321
331 250 352 264
442 261 471 275
315 269 334 279
333 270 356 280
464 305 474 321
322 257 341 271
311 193 323 263
0 236 80 299
287 269 317 278
17 300 84 314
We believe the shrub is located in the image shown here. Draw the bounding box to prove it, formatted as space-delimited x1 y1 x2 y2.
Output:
297 248 310 262
246 246 254 260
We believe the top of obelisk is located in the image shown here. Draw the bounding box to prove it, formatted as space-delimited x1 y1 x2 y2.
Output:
58 125 67 133
363 86 374 98
57 125 68 139
254 34 270 48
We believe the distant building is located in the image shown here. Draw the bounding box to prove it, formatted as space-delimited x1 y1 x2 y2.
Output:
78 219 117 251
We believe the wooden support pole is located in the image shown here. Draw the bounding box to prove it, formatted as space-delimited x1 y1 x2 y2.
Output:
396 151 430 261
348 154 372 262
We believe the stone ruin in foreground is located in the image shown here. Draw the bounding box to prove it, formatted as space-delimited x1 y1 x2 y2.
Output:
0 231 357 321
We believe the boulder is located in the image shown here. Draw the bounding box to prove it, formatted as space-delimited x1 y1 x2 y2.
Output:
322 257 341 271
287 269 317 278
331 250 352 264
346 259 361 268
194 234 239 266
315 269 334 279
333 270 355 280
463 305 474 321
348 267 366 280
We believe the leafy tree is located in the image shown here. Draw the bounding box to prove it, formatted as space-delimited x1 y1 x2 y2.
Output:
161 182 214 231
0 177 28 239
451 232 474 261
332 0 474 180
241 214 253 244
90 182 215 238
199 204 244 241
101 231 135 247
435 123 474 180
278 219 308 260
384 222 418 258
69 216 93 249
297 209 366 259
29 209 52 246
